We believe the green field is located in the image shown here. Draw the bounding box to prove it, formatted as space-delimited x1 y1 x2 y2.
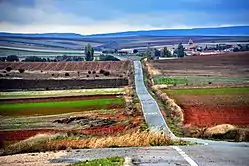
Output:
0 98 125 116
154 76 249 85
0 88 124 99
163 87 249 95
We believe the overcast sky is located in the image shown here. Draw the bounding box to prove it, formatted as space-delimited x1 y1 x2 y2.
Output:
0 0 249 35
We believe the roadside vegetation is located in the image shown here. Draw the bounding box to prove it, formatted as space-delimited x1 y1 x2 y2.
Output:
1 130 190 156
69 157 124 166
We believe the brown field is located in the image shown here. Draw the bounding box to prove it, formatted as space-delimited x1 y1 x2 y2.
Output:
0 61 131 72
0 61 131 80
151 51 249 78
0 61 132 90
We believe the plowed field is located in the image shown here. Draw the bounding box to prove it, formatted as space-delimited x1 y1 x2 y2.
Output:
151 52 249 86
0 61 131 71
164 87 249 127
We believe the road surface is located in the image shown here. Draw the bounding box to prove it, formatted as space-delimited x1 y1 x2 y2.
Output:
2 145 248 166
134 61 175 138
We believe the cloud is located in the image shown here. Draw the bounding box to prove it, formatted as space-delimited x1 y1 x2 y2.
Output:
0 0 249 34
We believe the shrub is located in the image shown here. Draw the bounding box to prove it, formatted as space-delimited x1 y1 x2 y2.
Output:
103 71 110 76
18 69 25 73
6 55 19 62
99 69 105 74
65 73 70 76
5 67 12 72
208 81 212 84
88 71 91 74
92 71 96 74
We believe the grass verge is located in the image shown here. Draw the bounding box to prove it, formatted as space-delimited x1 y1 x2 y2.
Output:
69 157 124 166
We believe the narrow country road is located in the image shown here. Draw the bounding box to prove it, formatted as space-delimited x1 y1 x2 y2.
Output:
134 61 175 138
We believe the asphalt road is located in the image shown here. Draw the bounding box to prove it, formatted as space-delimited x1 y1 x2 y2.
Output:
45 145 249 166
134 61 175 138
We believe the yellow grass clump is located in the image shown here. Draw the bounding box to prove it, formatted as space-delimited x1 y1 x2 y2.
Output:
48 130 172 148
204 124 236 137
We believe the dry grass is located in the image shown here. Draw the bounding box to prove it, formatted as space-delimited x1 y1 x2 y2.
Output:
47 130 173 149
182 124 249 142
2 133 67 155
2 130 190 155
204 124 236 136
144 58 161 77
124 87 133 103
151 86 184 125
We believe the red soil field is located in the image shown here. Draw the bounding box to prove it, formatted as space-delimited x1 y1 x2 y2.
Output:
167 93 249 127
183 106 249 127
0 125 126 141
0 61 131 72
0 94 121 104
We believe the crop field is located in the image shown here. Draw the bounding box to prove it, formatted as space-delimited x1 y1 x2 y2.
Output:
0 61 132 90
163 87 249 127
0 88 124 99
0 61 131 72
0 87 145 150
0 97 124 116
151 51 249 87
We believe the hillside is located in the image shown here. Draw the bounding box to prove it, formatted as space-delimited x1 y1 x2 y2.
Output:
0 26 249 38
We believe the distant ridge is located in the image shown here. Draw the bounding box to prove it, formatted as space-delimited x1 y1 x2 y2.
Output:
0 26 248 38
